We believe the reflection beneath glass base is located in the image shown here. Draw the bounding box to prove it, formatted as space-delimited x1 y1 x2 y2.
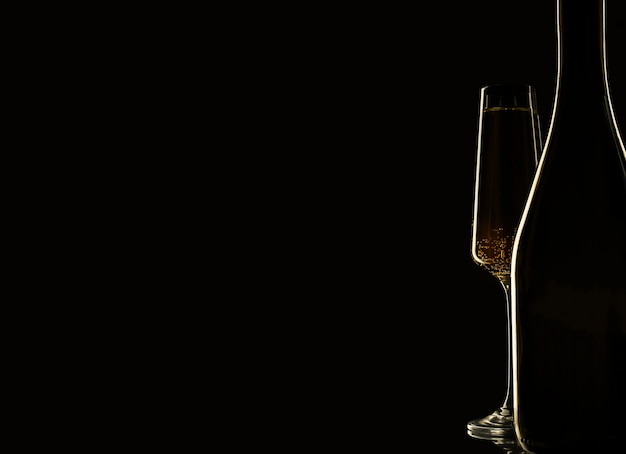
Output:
466 407 514 440
467 422 530 454
491 437 531 454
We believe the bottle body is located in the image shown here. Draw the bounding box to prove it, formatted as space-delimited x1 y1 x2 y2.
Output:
511 0 626 451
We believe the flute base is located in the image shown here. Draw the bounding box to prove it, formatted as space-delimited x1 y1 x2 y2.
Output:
467 407 515 441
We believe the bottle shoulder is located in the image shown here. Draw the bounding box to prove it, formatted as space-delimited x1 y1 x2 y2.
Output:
540 99 626 169
515 103 626 266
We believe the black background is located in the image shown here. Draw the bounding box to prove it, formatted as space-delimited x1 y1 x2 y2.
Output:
300 0 626 452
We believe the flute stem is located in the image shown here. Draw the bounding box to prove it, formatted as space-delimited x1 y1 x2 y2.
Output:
499 274 513 416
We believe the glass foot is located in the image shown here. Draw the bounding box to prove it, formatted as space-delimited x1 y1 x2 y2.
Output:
467 407 514 441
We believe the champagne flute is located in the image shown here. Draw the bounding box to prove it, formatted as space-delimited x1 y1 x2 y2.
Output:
466 83 542 440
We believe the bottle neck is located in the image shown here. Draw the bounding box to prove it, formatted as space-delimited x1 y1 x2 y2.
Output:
557 0 607 95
